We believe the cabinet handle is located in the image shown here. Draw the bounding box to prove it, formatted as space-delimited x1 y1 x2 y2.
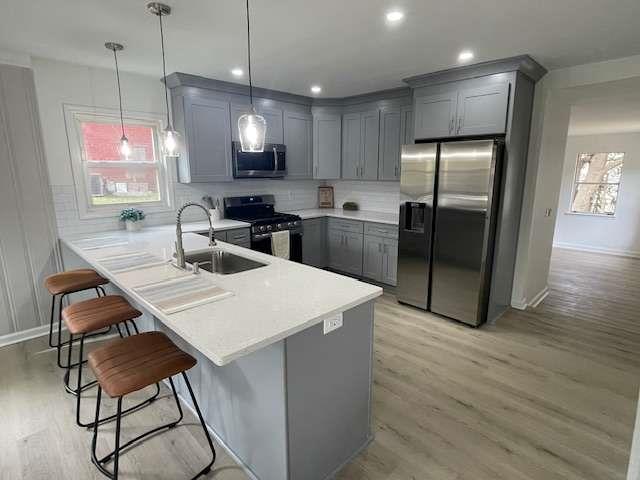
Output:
449 117 455 135
457 117 463 134
394 165 398 178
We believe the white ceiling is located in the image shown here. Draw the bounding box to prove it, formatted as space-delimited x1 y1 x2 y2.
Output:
569 97 640 136
1 0 640 97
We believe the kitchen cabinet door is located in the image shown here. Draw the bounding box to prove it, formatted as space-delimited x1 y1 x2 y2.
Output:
400 106 414 145
343 232 364 276
456 83 510 136
257 107 284 144
362 236 383 281
327 229 346 271
313 114 341 179
182 96 233 182
413 91 457 140
361 110 380 180
302 218 326 268
225 228 251 248
382 237 398 286
341 113 361 180
284 111 313 179
379 108 402 181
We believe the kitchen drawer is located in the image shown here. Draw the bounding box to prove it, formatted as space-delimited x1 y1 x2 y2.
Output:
327 217 364 234
225 228 251 246
364 222 398 239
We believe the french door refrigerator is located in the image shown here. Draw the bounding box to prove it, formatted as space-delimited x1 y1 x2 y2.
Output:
396 139 503 327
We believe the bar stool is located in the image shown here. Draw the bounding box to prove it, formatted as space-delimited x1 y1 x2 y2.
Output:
88 332 216 479
44 268 110 368
62 295 160 427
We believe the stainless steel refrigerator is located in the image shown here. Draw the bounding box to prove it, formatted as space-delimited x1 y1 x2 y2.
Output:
396 139 503 327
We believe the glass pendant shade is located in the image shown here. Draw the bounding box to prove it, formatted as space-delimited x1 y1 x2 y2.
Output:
162 126 180 157
238 110 267 152
119 135 132 159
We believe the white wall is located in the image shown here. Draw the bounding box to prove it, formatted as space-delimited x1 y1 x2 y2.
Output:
31 57 320 236
512 54 640 308
554 132 640 257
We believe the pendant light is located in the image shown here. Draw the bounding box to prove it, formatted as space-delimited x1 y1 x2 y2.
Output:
147 2 180 157
238 0 266 152
105 42 131 159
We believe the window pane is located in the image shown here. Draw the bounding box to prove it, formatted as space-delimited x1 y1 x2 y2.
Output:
571 183 619 215
81 122 156 163
87 163 161 206
576 152 624 184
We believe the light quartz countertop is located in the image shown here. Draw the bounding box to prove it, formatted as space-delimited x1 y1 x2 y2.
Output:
61 223 382 366
287 208 399 225
180 218 250 233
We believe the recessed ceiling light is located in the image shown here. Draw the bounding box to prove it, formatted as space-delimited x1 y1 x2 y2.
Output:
231 68 244 77
458 50 474 63
310 85 322 94
386 10 404 22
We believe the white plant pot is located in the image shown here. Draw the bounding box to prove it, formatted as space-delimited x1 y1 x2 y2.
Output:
125 220 143 232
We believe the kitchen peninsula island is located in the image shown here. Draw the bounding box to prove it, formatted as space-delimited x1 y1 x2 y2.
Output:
60 223 382 480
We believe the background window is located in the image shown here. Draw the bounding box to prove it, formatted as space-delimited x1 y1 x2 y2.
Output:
570 152 624 215
65 105 173 218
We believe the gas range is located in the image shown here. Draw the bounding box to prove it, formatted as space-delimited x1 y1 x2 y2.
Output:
223 195 303 241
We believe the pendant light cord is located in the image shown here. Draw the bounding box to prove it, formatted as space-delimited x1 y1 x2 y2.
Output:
246 0 253 106
158 11 171 128
112 49 126 138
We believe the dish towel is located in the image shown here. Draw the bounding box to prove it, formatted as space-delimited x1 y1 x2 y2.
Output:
271 230 290 260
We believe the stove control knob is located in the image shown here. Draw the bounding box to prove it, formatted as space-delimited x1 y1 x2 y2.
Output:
277 223 284 229
288 222 294 227
259 226 266 232
267 225 273 231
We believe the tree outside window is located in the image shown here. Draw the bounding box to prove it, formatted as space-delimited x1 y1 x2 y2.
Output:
570 152 624 216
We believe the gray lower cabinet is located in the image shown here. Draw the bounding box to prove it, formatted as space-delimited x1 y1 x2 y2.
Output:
341 110 380 180
302 218 326 268
362 235 398 286
313 114 342 179
328 226 363 276
285 111 313 179
224 227 251 248
177 96 233 182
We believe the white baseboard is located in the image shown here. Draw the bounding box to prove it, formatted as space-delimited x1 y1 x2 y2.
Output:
511 286 549 311
554 242 640 259
0 324 53 348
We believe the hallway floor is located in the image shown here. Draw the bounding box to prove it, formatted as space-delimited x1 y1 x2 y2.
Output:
1 248 639 479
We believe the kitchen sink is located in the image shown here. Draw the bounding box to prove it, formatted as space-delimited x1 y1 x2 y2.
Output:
184 249 267 275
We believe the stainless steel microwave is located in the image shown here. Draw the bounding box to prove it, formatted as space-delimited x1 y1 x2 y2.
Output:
232 141 286 178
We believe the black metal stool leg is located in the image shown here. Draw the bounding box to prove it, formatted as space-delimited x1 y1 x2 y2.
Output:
113 398 123 480
48 294 57 348
183 372 216 478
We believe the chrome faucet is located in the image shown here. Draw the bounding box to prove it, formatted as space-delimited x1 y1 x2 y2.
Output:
175 202 216 270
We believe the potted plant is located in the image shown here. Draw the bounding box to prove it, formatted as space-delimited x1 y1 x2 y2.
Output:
120 208 146 232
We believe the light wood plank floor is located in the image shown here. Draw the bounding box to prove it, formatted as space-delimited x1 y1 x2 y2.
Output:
1 248 638 479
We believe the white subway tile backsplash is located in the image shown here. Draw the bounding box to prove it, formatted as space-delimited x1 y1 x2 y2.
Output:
329 181 400 213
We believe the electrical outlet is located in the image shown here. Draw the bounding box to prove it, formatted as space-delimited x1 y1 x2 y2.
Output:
323 313 343 335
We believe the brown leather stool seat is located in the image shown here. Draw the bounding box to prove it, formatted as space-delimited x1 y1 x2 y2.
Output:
89 332 196 398
45 268 108 295
63 295 141 335
88 332 215 479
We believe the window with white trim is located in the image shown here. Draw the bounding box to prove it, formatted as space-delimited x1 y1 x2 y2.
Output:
570 152 624 216
64 105 173 218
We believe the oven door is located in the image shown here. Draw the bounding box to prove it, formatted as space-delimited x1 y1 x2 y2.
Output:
251 232 302 262
232 142 286 178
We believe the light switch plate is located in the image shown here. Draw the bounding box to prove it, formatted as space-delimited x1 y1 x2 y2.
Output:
323 313 343 334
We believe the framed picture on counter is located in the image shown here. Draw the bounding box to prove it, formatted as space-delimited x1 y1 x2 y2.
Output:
318 186 334 208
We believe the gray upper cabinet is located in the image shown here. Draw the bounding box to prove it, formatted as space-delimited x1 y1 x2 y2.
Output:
455 83 510 136
379 108 402 181
284 111 313 179
341 110 380 180
361 110 380 180
413 82 510 140
400 106 414 145
313 114 342 179
341 113 361 180
257 106 284 144
179 96 233 183
413 92 457 140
